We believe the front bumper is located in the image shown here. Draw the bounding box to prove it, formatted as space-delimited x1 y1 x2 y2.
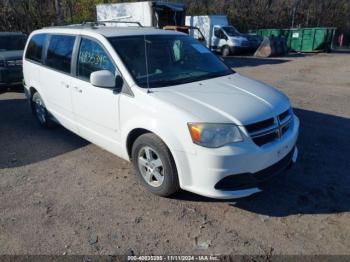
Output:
230 45 250 53
0 67 23 87
175 115 300 199
214 147 297 190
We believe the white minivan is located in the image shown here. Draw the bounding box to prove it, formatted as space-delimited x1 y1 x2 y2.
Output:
23 24 299 199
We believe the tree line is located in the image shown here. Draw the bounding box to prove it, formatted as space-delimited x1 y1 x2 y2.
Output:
186 0 350 32
1 0 349 37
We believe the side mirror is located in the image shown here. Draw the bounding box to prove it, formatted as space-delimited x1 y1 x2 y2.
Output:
90 70 115 88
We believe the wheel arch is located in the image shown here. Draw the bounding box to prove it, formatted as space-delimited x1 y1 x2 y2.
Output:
126 128 152 160
125 127 184 159
121 115 195 188
28 86 38 113
29 86 38 96
126 127 184 193
221 45 231 56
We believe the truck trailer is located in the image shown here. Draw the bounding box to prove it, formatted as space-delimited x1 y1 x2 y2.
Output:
96 1 186 28
186 15 253 56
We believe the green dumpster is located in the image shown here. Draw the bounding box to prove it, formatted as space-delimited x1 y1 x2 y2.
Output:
254 27 336 52
256 29 284 38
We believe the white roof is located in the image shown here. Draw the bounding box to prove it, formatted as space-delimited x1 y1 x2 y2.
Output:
34 26 184 38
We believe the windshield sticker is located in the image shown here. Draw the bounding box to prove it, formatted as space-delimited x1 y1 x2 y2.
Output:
79 51 108 67
191 44 210 54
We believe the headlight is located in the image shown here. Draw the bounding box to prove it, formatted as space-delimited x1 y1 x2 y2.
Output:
188 123 243 148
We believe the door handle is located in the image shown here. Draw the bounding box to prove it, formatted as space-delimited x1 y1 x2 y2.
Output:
73 86 83 93
61 81 70 89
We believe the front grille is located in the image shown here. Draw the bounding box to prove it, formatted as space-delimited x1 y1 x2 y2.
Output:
245 109 293 147
0 68 22 83
281 122 290 135
6 60 22 67
245 118 274 133
252 131 279 146
279 110 290 122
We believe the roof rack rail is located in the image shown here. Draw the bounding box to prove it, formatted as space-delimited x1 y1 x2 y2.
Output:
44 20 144 30
81 20 143 28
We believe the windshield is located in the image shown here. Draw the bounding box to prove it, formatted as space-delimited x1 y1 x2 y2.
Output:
0 35 27 51
222 27 241 37
108 35 234 88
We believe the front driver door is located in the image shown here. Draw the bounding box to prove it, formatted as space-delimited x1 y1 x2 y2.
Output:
212 27 227 51
70 37 121 155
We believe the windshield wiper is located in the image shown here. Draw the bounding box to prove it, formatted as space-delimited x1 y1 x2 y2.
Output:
184 71 232 83
138 71 233 88
139 79 178 88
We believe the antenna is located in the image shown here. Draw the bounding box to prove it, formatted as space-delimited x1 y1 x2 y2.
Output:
144 35 151 94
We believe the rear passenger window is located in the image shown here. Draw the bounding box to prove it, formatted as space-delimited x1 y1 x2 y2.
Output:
77 38 115 79
25 34 46 62
46 35 75 73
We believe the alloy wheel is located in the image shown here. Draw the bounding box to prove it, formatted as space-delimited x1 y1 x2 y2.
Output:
137 146 165 188
35 99 46 124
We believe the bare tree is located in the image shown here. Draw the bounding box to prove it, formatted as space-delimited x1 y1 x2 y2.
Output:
0 0 349 41
54 0 64 25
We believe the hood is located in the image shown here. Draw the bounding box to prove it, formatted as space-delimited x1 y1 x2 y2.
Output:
230 36 248 42
151 73 290 126
0 50 23 60
243 33 262 42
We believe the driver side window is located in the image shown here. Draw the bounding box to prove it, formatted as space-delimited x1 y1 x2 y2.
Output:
214 28 225 39
77 38 115 79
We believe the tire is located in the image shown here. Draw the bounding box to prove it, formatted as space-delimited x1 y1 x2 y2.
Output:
31 92 56 128
131 133 180 197
221 46 230 57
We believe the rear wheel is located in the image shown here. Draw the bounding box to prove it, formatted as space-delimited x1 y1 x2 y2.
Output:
32 92 56 128
132 133 180 197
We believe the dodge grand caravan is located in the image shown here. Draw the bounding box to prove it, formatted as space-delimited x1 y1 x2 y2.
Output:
23 24 299 199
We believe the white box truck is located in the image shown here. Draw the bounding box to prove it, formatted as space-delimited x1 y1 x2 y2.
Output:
186 15 250 56
96 1 186 28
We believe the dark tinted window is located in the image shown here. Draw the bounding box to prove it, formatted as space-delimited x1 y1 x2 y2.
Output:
25 34 46 62
0 35 27 51
46 35 75 73
77 38 115 79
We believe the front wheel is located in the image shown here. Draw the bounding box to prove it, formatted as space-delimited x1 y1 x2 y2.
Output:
132 133 180 197
221 45 231 57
